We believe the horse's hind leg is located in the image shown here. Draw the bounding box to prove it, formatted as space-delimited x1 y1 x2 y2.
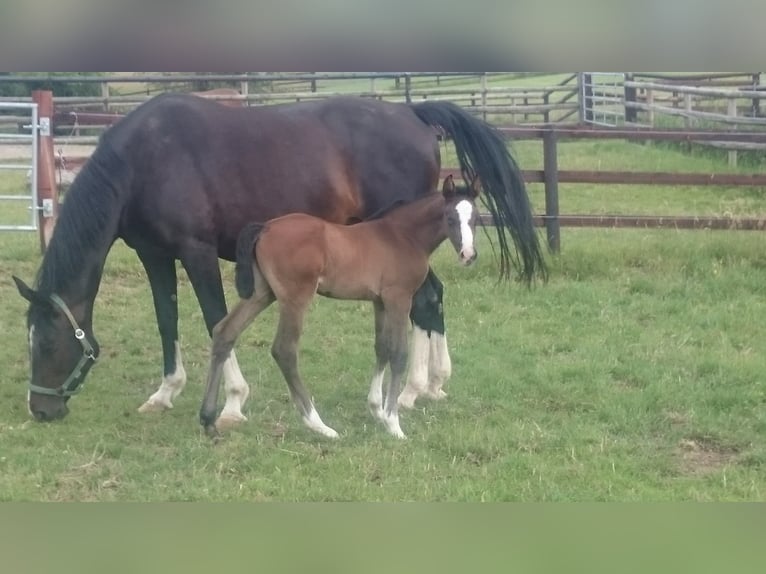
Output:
272 299 339 439
136 252 186 413
199 286 275 434
399 269 451 408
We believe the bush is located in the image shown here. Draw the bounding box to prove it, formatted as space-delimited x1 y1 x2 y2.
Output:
0 73 104 98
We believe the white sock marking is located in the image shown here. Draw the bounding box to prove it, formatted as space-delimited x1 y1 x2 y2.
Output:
368 369 386 419
427 332 451 398
219 350 249 422
140 341 186 410
398 326 429 408
303 405 339 438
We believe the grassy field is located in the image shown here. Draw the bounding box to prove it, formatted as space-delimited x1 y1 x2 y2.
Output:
0 134 764 501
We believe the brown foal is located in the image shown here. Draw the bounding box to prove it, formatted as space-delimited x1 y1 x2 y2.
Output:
199 176 480 439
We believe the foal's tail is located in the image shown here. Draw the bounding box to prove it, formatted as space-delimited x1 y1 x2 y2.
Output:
235 222 266 299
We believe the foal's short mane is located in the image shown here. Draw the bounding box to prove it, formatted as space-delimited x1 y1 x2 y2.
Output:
354 185 475 224
34 139 128 296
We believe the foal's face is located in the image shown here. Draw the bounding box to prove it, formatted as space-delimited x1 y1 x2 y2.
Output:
443 176 479 266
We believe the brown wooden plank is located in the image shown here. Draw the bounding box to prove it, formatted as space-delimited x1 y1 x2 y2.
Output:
441 168 766 186
477 214 766 231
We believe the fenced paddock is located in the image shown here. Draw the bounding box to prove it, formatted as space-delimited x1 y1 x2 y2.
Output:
0 74 765 501
4 73 765 252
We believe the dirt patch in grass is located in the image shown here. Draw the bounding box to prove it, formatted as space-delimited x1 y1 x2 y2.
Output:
677 436 739 476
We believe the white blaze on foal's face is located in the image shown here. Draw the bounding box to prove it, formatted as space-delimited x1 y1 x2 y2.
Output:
455 199 476 264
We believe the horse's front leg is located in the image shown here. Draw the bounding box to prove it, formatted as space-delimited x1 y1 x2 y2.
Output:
399 269 451 409
136 252 187 413
182 245 251 428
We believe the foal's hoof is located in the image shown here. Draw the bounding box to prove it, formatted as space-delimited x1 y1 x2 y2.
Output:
137 399 172 414
204 424 222 442
215 412 248 431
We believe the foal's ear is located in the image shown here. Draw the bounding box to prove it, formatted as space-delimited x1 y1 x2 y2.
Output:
469 177 482 198
442 175 456 198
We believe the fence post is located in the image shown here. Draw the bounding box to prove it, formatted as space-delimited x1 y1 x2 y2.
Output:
32 90 58 253
582 73 593 124
728 99 738 167
404 74 412 103
751 73 760 118
543 128 560 253
624 73 637 123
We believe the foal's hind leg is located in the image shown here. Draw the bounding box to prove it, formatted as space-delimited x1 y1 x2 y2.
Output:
272 299 339 439
199 287 275 434
182 245 251 426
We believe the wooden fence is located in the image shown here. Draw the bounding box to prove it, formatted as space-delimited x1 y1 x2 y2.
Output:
4 83 765 251
443 125 766 251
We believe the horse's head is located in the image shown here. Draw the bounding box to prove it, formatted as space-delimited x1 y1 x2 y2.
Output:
13 276 99 422
442 175 480 266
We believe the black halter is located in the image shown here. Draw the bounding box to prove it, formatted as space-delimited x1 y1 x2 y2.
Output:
28 294 97 397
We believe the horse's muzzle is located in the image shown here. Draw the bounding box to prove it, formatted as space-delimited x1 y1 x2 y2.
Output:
460 249 478 266
30 401 69 422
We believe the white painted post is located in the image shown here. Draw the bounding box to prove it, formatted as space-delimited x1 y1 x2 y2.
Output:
728 98 738 167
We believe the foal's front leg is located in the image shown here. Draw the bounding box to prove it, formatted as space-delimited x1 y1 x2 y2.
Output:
378 294 410 439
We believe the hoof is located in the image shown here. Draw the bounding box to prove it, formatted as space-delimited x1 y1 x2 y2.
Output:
369 404 387 421
424 389 448 401
138 400 172 414
215 412 248 431
397 393 417 410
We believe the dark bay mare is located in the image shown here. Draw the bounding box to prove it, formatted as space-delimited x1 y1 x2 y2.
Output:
12 93 546 423
201 176 480 439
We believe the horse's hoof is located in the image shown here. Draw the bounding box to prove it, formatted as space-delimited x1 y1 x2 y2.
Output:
397 394 417 410
137 400 172 414
424 389 448 400
215 412 248 431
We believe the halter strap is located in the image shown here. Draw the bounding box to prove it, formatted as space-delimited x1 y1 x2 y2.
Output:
28 294 97 397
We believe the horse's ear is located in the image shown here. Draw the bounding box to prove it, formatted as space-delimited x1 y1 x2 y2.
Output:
12 276 45 306
442 175 456 198
470 177 481 198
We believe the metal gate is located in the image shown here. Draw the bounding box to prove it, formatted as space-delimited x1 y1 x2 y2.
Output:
579 73 627 127
0 102 40 231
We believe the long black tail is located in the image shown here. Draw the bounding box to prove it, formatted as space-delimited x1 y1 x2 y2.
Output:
235 222 266 299
410 101 547 283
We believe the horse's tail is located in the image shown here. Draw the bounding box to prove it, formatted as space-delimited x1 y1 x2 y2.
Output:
235 222 266 299
410 101 547 284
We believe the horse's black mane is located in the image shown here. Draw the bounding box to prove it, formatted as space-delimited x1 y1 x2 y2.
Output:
35 138 128 295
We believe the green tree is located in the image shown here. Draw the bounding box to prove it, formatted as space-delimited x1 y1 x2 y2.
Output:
0 73 104 98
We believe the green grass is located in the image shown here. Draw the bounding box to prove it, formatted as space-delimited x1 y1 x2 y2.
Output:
0 138 765 501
